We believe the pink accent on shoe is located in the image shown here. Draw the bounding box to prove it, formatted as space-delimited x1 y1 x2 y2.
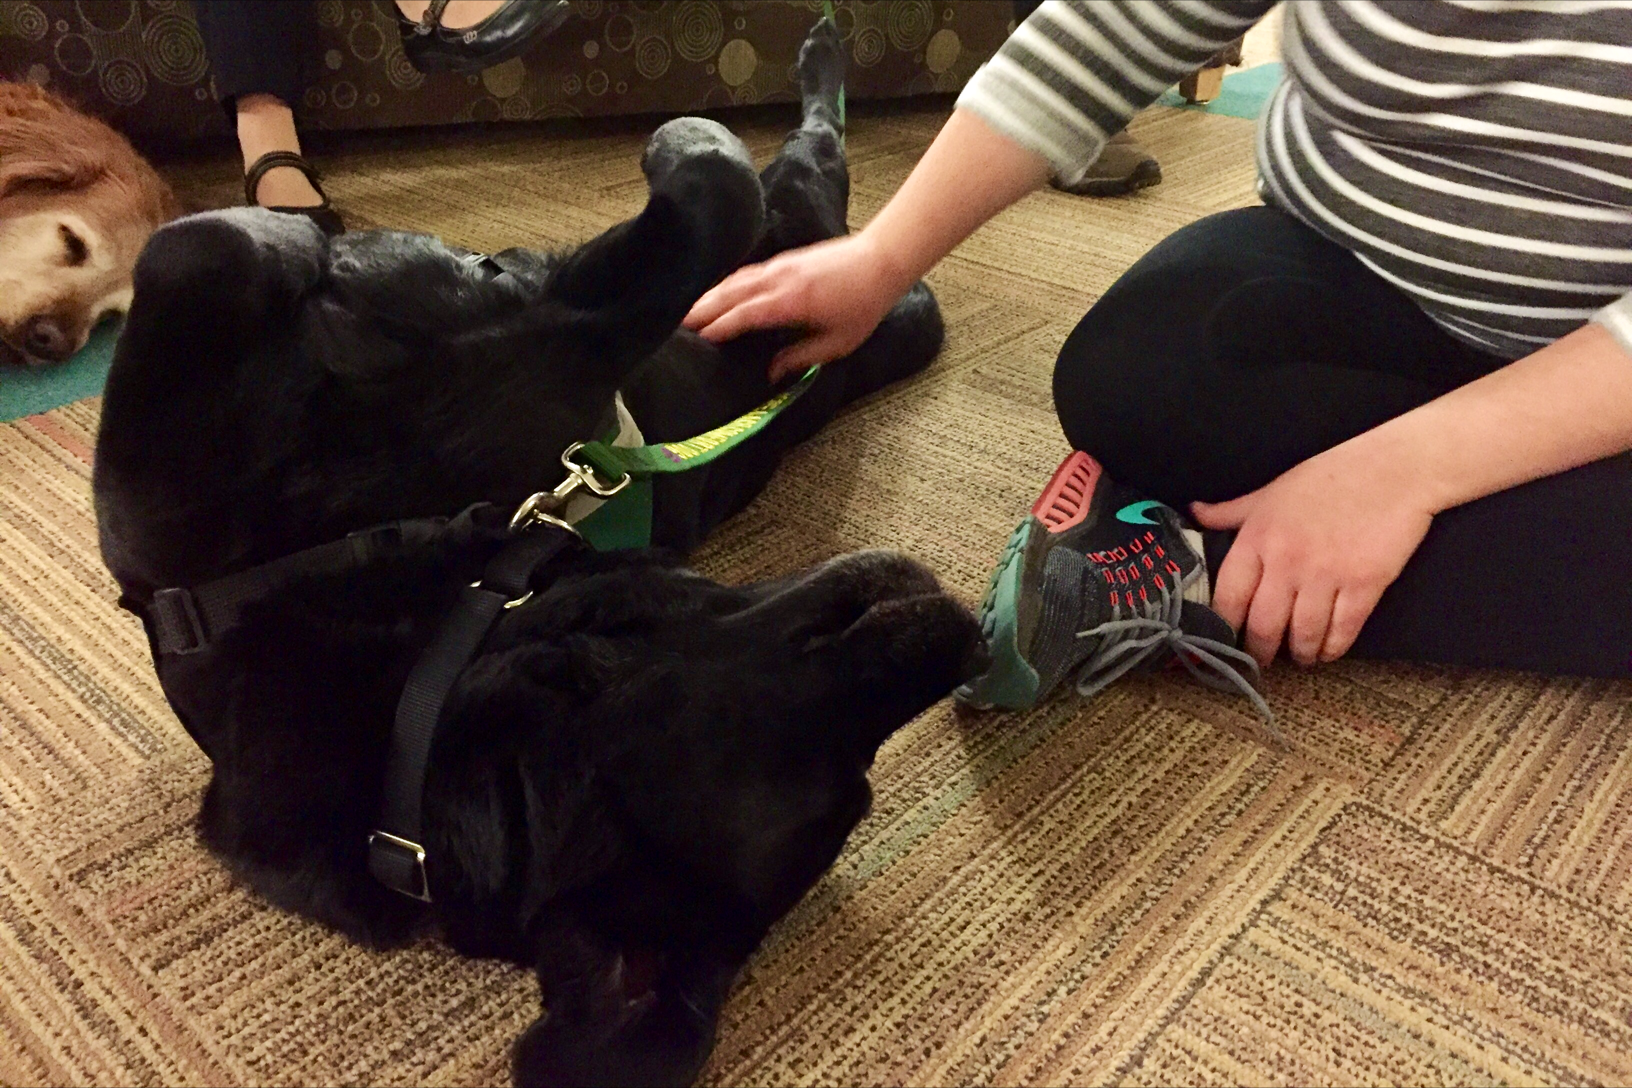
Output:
1031 451 1103 533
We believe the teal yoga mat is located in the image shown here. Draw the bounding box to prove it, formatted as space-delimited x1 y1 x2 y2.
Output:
1159 61 1282 120
0 316 122 423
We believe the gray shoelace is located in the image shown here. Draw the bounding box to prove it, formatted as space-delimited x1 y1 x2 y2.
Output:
1074 577 1283 745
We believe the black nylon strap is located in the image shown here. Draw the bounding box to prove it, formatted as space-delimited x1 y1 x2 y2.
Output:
130 503 575 905
367 526 576 902
148 518 457 655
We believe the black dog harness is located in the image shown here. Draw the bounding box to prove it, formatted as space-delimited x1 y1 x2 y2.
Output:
129 498 583 903
367 519 578 900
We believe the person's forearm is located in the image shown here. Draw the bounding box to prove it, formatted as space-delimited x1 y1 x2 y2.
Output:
858 107 1052 296
1348 322 1632 513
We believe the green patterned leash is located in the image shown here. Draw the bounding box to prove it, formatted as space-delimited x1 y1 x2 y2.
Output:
528 366 818 552
573 366 819 481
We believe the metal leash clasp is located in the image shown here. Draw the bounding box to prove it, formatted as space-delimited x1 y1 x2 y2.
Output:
560 442 631 499
490 444 626 609
508 442 630 534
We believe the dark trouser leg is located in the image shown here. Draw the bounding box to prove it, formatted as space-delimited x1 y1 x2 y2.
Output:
194 0 310 118
1053 205 1632 677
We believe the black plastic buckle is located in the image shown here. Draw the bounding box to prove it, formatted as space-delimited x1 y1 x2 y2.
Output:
367 831 432 902
150 587 207 655
346 525 396 568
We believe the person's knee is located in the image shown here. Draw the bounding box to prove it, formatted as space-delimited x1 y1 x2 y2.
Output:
1052 302 1130 454
1051 312 1198 508
1050 207 1357 499
1051 258 1203 478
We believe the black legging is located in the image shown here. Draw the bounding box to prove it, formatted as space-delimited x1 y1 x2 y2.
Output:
1053 205 1632 678
194 0 311 119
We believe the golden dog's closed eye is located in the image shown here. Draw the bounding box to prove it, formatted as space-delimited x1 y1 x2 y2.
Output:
0 82 178 365
59 223 89 266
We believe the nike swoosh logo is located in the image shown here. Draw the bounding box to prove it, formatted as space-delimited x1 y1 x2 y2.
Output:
1115 500 1164 526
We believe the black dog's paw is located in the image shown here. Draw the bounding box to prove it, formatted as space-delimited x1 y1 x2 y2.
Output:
797 15 846 109
641 117 756 192
636 116 765 283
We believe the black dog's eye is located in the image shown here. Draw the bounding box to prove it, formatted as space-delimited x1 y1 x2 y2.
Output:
59 224 89 267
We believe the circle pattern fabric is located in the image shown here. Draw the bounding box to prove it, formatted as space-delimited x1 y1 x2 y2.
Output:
0 0 1008 144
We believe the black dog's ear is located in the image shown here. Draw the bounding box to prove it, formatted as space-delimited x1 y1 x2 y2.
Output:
513 920 738 1088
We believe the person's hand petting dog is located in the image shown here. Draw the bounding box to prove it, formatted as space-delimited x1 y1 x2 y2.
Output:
686 109 1052 381
686 233 910 382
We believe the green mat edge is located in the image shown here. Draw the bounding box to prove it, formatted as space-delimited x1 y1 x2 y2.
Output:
1157 61 1282 120
0 317 122 423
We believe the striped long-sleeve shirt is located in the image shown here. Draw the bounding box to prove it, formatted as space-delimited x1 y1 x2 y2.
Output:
956 1 1632 362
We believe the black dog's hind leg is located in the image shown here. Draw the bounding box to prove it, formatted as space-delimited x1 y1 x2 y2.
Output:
745 15 849 262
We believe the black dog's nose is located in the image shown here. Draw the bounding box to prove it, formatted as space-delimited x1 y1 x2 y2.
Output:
23 316 71 361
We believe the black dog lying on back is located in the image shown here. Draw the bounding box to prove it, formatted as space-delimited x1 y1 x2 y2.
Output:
92 22 984 1088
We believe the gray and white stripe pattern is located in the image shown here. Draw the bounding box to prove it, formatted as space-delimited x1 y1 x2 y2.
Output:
956 1 1632 361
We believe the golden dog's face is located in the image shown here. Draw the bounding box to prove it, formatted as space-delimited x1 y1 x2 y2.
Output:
0 196 140 365
0 82 177 366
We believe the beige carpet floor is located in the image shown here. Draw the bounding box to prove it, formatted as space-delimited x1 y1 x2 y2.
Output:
3 102 1631 1087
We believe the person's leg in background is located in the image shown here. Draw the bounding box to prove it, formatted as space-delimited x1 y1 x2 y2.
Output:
1051 204 1632 677
396 2 510 26
196 0 568 230
1009 0 1162 197
194 0 325 213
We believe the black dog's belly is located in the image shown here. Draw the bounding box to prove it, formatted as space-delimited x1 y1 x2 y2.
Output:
623 281 942 553
619 329 779 445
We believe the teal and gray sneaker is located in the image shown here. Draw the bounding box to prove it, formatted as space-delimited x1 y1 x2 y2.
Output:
956 451 1275 728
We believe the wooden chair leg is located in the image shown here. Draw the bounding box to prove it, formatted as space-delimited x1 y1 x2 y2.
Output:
1178 34 1243 104
1178 64 1225 104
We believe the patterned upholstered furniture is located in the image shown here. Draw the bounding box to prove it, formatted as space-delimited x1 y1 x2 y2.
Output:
0 0 1010 147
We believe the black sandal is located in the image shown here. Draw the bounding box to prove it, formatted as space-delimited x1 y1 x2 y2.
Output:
244 151 346 236
399 0 571 75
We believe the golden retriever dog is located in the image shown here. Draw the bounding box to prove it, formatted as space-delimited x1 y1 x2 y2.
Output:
0 81 178 367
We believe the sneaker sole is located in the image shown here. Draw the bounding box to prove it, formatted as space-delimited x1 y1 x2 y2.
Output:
956 452 1107 711
954 517 1041 710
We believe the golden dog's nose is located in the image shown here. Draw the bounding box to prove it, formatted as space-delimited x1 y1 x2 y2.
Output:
22 315 71 362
